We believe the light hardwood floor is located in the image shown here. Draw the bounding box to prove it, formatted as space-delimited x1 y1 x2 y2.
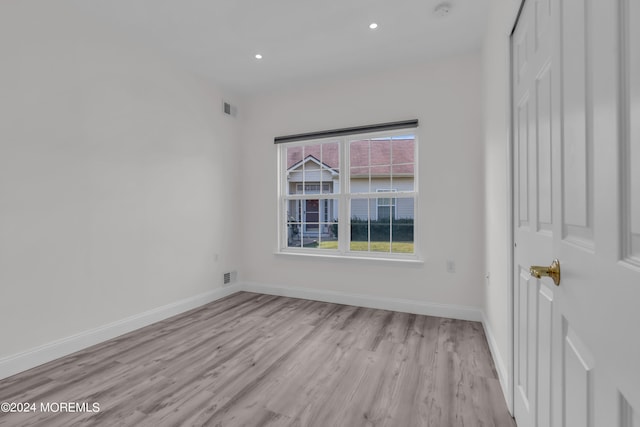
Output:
0 292 516 426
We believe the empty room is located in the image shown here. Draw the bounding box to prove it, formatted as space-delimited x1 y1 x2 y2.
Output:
1 0 639 426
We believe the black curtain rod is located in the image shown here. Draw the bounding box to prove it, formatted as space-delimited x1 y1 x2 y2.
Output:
274 119 418 144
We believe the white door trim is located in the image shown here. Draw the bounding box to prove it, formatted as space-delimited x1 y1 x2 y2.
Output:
506 0 525 416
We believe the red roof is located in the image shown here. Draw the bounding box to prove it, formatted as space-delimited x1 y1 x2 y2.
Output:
287 139 414 175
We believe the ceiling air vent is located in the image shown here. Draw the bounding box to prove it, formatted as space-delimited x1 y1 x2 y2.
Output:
434 2 452 18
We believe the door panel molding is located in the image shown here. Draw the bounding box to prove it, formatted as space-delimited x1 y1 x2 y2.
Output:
537 284 554 427
621 0 640 266
561 0 594 249
563 321 595 427
618 392 638 427
518 94 531 229
536 60 553 233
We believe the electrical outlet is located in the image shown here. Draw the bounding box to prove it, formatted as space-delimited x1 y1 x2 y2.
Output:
446 260 456 273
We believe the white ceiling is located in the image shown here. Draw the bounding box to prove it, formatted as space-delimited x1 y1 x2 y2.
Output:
73 0 489 96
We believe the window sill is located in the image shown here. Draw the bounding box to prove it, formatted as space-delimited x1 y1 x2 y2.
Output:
274 250 424 265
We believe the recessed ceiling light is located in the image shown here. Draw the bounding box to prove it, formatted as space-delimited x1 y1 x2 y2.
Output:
369 23 378 29
255 54 263 59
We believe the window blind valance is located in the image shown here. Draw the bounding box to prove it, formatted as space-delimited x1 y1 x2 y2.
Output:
274 119 418 144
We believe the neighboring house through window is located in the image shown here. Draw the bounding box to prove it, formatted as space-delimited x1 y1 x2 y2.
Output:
376 189 397 220
278 122 418 259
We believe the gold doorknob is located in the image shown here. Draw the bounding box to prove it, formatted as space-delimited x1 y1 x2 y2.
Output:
529 259 561 286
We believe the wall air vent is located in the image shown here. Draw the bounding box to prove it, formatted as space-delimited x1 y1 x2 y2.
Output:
223 101 237 117
223 271 237 285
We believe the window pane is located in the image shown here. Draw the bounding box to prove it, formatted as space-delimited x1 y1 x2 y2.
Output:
286 146 303 169
391 136 415 191
286 198 338 250
371 138 391 166
286 142 339 196
392 198 414 253
286 221 302 248
376 189 397 222
392 137 415 164
377 205 394 219
320 142 340 192
350 167 370 193
317 223 339 249
350 140 369 166
371 167 391 192
392 164 415 191
350 198 414 254
350 136 414 194
370 138 392 192
350 198 370 251
350 140 370 193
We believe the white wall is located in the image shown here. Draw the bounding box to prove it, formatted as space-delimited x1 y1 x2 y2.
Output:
0 2 242 359
0 0 515 390
482 0 522 408
239 53 485 308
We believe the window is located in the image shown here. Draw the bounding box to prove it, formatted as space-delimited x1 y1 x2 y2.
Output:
278 127 417 259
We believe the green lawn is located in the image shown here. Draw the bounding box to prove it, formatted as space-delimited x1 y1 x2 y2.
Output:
317 240 414 253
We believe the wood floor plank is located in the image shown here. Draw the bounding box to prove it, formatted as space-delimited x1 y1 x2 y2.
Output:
0 292 515 427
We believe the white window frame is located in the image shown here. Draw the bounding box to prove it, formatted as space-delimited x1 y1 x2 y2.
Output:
277 129 419 260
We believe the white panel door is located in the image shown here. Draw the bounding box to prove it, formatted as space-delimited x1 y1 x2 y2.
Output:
512 1 555 425
512 1 640 426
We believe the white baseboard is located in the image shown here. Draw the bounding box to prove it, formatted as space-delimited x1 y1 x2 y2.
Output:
481 311 512 414
0 284 241 381
239 281 483 322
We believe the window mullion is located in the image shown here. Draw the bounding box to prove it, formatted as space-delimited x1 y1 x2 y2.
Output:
389 196 392 253
285 194 337 201
276 147 287 250
339 137 349 254
390 136 393 197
